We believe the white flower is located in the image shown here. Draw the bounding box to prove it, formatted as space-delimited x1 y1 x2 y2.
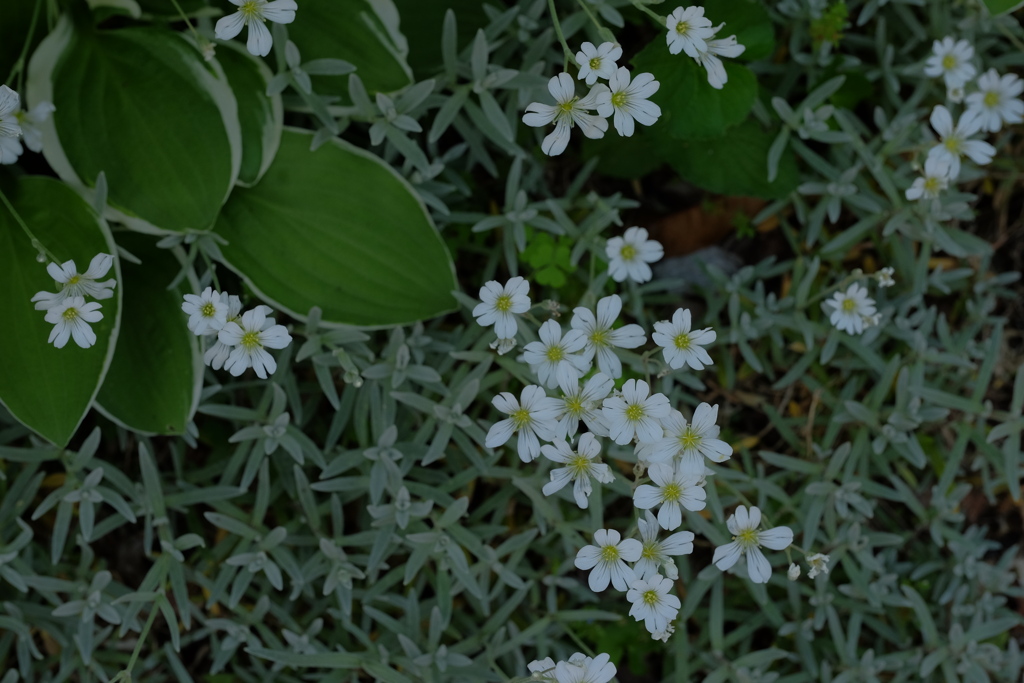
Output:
485 385 561 462
605 226 663 283
523 72 609 157
923 36 976 89
595 67 661 137
554 372 614 439
181 287 229 335
44 296 103 349
527 657 557 681
31 253 117 310
217 307 293 378
204 295 245 369
787 563 801 581
16 101 55 153
0 136 20 164
875 267 895 288
665 6 715 58
489 337 518 355
639 404 731 471
473 277 531 339
214 0 298 57
554 653 616 683
712 505 793 584
602 379 671 445
570 294 646 379
965 69 1024 134
633 462 706 529
522 319 590 389
926 104 995 179
634 510 694 580
651 623 675 643
574 528 642 592
695 31 745 90
626 573 680 635
0 85 21 138
541 433 614 509
651 308 715 371
807 553 831 579
947 85 965 104
905 155 953 201
823 283 877 335
575 42 621 85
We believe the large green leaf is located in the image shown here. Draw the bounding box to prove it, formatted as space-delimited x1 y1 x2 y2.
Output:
216 41 282 187
0 174 122 447
392 0 494 78
631 40 756 141
214 129 457 327
702 0 775 62
982 0 1024 14
287 0 412 95
27 17 241 234
0 1 45 80
96 234 201 436
664 118 799 199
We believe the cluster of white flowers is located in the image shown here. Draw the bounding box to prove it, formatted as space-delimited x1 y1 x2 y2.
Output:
475 275 797 642
665 5 746 89
0 84 55 165
181 287 292 378
910 37 1020 201
823 266 897 335
523 41 661 156
31 254 116 349
214 0 298 57
527 652 615 683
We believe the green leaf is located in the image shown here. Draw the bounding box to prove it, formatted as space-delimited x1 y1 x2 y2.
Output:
982 0 1024 14
581 124 666 179
631 41 756 141
391 0 494 78
665 118 799 199
703 0 775 61
216 41 283 187
0 1 45 80
135 0 207 16
287 0 412 96
214 129 457 327
95 234 200 435
27 18 241 234
0 175 122 447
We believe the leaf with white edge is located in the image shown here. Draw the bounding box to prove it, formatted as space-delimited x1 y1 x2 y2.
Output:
631 40 756 141
27 17 241 234
96 234 201 436
982 0 1024 14
287 0 412 96
214 129 457 327
216 40 283 187
0 175 121 447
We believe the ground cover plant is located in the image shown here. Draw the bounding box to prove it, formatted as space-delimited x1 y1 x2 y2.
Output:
0 0 1023 681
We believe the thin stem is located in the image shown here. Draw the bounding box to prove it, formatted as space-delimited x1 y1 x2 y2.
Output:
0 186 60 264
167 0 200 38
573 0 615 43
629 0 665 26
547 0 575 70
6 0 44 90
111 601 160 683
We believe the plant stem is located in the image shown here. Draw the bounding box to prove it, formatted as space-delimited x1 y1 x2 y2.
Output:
168 0 200 37
0 186 60 264
112 599 161 683
629 0 665 26
6 0 44 91
547 0 575 70
573 0 615 43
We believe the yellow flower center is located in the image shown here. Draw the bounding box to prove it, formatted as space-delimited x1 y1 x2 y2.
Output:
600 545 620 562
241 330 261 350
201 301 217 318
941 54 957 70
545 346 565 362
568 453 592 476
678 426 701 450
558 98 579 113
62 307 79 321
239 0 263 20
662 483 681 502
673 333 691 350
511 407 532 429
641 541 658 560
589 329 608 347
566 395 585 416
736 528 758 547
495 294 513 313
611 91 628 108
944 137 961 153
924 176 942 194
642 589 659 606
620 244 637 261
676 20 689 35
67 275 80 285
589 57 602 70
841 298 857 312
625 403 645 422
984 90 1000 108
